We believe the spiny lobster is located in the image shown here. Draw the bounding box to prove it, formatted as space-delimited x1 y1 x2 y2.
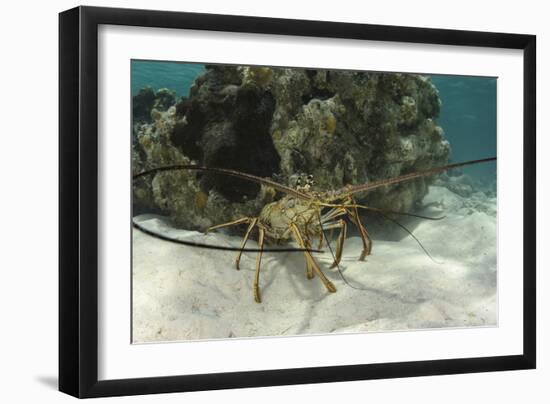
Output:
133 157 496 303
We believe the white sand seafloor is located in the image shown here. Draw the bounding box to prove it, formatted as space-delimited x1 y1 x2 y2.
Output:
132 185 497 343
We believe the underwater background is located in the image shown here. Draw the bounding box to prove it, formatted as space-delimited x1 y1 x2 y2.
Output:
131 60 498 341
131 60 497 180
132 61 205 97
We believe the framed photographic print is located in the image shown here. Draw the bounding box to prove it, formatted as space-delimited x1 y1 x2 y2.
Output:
59 6 536 398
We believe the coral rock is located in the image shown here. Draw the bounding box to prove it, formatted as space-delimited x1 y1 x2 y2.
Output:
133 66 450 230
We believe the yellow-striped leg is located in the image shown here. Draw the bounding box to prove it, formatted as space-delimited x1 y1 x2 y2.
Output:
304 238 315 279
347 200 372 260
321 207 347 222
327 219 347 269
317 231 324 249
254 226 266 303
235 218 258 270
289 223 336 293
206 216 251 233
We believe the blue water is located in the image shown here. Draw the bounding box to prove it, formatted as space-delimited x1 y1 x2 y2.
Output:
430 75 497 180
131 60 497 181
131 60 205 97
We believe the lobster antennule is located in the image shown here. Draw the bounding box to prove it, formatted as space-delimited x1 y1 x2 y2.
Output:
339 157 496 197
133 164 312 201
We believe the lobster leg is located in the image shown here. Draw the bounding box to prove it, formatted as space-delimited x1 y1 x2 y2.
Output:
235 218 258 270
321 207 347 222
254 226 266 303
289 223 336 294
325 219 347 269
317 229 324 249
206 216 251 233
319 207 350 267
304 238 315 279
346 199 372 260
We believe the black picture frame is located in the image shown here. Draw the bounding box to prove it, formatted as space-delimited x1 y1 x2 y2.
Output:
59 5 536 398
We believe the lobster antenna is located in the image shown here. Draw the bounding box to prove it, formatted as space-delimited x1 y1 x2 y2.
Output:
368 209 443 264
133 220 323 253
134 164 312 201
340 157 496 197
